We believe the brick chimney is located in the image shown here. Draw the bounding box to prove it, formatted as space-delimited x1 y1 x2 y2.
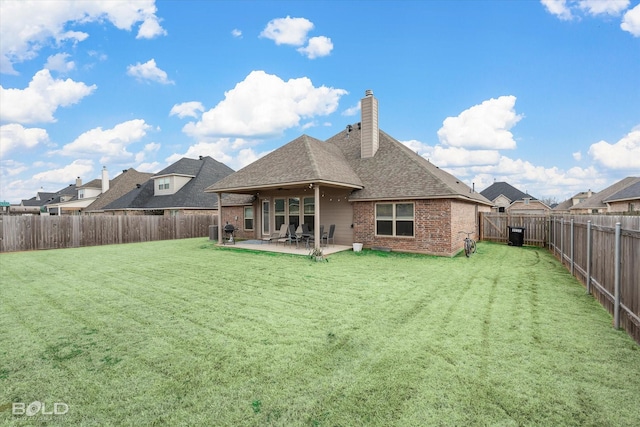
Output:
360 89 379 158
101 166 109 193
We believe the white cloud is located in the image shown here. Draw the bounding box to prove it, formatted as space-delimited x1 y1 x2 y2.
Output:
231 29 242 38
401 139 500 167
437 95 522 150
297 36 333 59
137 15 167 39
136 162 161 173
579 0 629 16
541 0 573 20
31 159 95 187
45 53 75 73
0 0 166 74
170 102 205 119
58 119 152 164
182 70 347 138
0 124 49 156
451 156 605 199
430 146 501 167
260 16 314 46
0 69 96 124
588 128 640 169
542 0 637 36
166 139 272 172
621 4 640 36
134 141 160 163
572 151 582 161
342 104 360 117
126 59 174 84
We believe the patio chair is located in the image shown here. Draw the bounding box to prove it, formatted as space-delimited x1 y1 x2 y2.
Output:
265 223 288 245
322 224 336 247
287 224 303 248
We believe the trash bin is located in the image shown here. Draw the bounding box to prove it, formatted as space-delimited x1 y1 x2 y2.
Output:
209 225 218 241
508 226 525 246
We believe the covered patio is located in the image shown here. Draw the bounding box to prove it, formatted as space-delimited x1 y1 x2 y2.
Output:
220 239 353 256
205 134 364 250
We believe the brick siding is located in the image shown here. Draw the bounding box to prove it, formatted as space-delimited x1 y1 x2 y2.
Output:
353 199 482 256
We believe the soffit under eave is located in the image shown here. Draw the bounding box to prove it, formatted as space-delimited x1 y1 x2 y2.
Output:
348 194 493 205
206 180 363 194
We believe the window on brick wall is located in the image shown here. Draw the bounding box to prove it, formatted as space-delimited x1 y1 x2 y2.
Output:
244 206 253 230
375 203 414 237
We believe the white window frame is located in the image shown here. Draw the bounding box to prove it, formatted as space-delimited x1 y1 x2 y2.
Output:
157 177 170 190
244 206 254 230
375 202 415 237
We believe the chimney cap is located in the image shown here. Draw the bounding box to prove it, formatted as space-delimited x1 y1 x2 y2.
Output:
365 89 373 97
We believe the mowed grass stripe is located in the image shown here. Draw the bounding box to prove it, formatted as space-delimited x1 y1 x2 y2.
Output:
1 238 639 426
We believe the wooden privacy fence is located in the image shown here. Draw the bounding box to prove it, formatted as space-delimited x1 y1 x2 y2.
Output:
550 216 640 344
0 215 218 252
479 213 548 247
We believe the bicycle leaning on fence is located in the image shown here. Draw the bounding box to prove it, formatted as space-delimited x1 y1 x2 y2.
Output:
459 231 477 257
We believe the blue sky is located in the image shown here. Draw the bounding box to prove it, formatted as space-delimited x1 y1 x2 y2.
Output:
1 0 639 204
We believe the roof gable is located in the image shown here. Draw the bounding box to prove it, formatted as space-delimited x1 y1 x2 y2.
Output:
327 125 492 204
206 135 363 193
570 176 640 210
105 156 234 210
85 169 154 211
480 182 536 203
604 178 640 203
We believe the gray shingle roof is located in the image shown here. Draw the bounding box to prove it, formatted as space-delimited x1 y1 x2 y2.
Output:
206 124 492 205
105 156 234 210
328 126 491 203
570 176 640 210
85 169 154 211
480 182 536 203
604 178 640 203
206 134 363 192
79 179 102 189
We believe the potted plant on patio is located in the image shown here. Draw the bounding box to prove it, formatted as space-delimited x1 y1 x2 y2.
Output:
308 246 326 262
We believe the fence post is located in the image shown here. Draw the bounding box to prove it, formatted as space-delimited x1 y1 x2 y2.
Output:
614 222 621 330
586 220 592 295
570 218 575 276
560 218 564 265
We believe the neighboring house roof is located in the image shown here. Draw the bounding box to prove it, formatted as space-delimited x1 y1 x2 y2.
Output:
604 179 640 203
79 179 102 189
553 190 595 211
553 198 574 211
21 193 56 207
85 169 154 212
206 134 364 193
570 177 640 211
480 182 536 203
104 156 234 210
206 124 492 206
22 185 79 207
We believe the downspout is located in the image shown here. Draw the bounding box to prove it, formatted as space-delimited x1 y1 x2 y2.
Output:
314 184 320 249
217 192 223 243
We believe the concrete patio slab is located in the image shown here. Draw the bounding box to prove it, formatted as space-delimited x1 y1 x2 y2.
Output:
218 240 352 256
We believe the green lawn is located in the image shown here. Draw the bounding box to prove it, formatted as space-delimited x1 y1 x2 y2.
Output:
1 239 639 426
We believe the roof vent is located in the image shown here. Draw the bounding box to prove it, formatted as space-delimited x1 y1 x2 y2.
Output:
136 184 142 188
